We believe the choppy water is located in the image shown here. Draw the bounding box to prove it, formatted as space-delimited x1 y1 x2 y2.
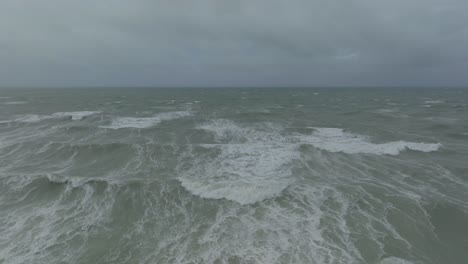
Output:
1 88 467 264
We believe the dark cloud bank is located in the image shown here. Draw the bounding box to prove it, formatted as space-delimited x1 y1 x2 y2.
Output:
1 0 467 87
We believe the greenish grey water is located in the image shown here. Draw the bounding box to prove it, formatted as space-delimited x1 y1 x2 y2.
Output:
0 88 467 264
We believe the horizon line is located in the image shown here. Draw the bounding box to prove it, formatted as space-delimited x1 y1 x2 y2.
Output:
1 86 468 89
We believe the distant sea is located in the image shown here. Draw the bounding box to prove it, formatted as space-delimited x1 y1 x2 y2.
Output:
1 88 467 264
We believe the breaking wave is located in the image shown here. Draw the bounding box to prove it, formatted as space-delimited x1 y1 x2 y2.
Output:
178 120 298 205
178 174 291 205
50 111 101 121
380 257 415 264
178 121 442 205
45 174 112 188
297 127 441 155
100 111 192 129
424 100 445 104
10 111 101 123
3 101 27 105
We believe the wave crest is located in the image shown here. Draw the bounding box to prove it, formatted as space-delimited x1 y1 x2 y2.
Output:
100 111 192 129
46 174 111 188
298 127 441 155
178 176 290 205
11 111 101 123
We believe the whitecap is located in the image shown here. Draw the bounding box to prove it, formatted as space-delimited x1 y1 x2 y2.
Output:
297 127 441 155
51 111 101 120
46 174 110 188
178 143 296 205
0 173 116 264
3 101 27 105
375 108 397 113
380 257 415 264
178 169 291 205
424 100 444 104
180 121 442 204
423 117 458 124
12 111 100 123
14 115 43 123
101 111 192 129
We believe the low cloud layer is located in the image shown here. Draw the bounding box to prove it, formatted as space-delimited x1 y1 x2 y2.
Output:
1 0 467 87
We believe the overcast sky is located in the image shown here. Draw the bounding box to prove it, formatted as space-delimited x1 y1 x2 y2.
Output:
1 0 467 87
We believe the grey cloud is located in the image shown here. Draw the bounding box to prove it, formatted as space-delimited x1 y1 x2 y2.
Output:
0 0 467 87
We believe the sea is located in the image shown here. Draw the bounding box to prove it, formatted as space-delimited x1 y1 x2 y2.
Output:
0 88 467 264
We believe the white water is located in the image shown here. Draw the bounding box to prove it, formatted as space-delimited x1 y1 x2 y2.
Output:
179 120 298 204
179 121 442 205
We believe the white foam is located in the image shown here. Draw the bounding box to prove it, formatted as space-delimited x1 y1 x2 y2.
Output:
298 128 441 155
197 119 250 141
375 108 397 113
179 143 296 205
179 170 291 205
380 257 415 264
12 111 100 123
4 101 27 105
423 117 458 124
46 174 110 188
51 111 101 120
424 100 444 104
180 121 442 204
178 184 360 263
0 173 115 264
179 120 297 205
101 111 192 129
14 115 43 123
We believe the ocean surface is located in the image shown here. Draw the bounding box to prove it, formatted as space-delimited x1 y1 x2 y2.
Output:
0 88 467 264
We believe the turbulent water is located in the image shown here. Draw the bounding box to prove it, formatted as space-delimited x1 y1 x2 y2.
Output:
0 88 467 264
